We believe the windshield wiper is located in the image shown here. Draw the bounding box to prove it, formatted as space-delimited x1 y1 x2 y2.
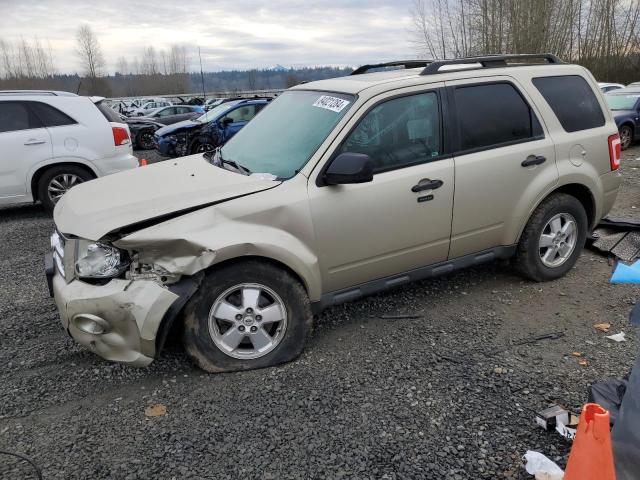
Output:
207 147 251 175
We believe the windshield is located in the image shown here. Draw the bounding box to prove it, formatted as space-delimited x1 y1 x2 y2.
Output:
196 101 240 123
606 94 640 110
220 91 354 178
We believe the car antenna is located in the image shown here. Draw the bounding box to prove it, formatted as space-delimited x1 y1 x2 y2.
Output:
76 80 82 95
198 47 206 104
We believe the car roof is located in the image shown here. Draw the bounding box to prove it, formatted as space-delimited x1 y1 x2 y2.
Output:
292 56 587 96
0 90 78 97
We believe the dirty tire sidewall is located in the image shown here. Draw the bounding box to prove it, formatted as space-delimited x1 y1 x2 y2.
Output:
620 125 633 150
514 193 588 282
137 129 155 150
37 165 93 214
183 261 312 373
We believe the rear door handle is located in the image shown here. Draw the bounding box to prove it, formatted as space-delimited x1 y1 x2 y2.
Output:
521 155 546 167
411 179 443 192
24 139 46 146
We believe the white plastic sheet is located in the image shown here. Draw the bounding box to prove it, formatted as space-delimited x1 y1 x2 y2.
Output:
523 450 564 479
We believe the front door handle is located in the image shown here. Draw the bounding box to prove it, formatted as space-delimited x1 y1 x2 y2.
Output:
24 139 46 146
411 179 443 193
521 155 546 167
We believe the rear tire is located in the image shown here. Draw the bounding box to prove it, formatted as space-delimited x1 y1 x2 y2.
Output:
183 261 312 373
620 125 633 150
514 193 587 282
37 165 93 213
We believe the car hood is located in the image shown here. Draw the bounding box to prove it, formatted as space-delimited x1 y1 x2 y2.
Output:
612 109 636 119
155 119 201 136
126 117 165 128
54 155 280 240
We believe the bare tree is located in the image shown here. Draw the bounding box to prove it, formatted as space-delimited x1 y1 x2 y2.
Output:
410 0 640 82
76 24 105 92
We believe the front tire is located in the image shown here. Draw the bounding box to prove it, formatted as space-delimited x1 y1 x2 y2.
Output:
183 261 312 373
514 193 587 282
136 129 156 150
37 165 93 213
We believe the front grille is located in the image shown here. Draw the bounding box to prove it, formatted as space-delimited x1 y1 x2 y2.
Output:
50 231 66 279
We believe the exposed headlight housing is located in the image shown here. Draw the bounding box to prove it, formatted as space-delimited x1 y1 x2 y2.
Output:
75 241 129 279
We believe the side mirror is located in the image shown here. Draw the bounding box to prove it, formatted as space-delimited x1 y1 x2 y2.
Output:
221 117 234 126
324 152 373 185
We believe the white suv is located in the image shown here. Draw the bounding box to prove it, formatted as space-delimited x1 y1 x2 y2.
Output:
0 90 138 211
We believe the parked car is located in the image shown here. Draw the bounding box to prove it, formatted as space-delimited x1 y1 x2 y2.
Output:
125 106 205 150
131 100 172 117
125 116 166 150
0 90 138 212
598 82 625 93
627 82 640 88
605 90 640 149
47 54 621 372
142 105 204 124
154 98 270 157
204 98 225 110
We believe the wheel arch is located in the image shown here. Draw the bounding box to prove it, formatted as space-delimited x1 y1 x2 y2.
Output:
30 162 97 202
154 254 312 357
516 182 596 243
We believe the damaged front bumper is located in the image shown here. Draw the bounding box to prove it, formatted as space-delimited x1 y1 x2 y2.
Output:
48 256 180 366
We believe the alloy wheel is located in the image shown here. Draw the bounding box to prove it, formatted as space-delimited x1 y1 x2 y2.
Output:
538 213 578 268
208 283 288 360
47 174 84 204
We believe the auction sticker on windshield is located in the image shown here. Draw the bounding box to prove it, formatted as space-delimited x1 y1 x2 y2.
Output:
313 95 350 113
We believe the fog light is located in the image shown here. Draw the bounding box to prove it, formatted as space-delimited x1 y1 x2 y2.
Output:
72 314 110 335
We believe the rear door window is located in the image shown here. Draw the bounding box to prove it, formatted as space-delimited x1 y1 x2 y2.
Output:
533 75 605 132
0 101 43 133
453 82 543 152
29 102 76 127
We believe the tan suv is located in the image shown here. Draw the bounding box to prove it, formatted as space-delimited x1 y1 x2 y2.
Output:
47 54 622 372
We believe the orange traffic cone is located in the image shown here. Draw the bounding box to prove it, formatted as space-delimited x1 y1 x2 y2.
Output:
139 158 148 167
564 403 616 480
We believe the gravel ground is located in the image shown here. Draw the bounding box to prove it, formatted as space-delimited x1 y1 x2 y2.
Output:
1 146 640 479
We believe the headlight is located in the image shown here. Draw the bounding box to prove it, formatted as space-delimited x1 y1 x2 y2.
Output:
75 241 129 279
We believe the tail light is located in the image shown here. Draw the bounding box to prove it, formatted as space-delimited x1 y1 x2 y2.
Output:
608 133 621 170
112 126 130 146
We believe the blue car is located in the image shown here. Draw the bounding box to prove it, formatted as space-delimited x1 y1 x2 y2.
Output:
605 90 640 150
154 98 271 157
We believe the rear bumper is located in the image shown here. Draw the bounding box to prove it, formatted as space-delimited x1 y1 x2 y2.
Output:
51 271 179 366
600 170 623 220
92 151 139 176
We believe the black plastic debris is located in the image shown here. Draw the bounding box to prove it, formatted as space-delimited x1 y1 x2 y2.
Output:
590 217 640 262
611 349 640 480
588 378 629 425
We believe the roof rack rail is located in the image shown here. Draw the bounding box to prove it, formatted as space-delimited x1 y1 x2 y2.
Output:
351 60 433 76
420 53 562 75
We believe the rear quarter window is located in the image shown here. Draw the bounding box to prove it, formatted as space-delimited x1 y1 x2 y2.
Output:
96 101 122 123
532 75 605 132
29 102 76 127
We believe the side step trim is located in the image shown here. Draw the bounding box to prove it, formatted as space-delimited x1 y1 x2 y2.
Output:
312 246 516 313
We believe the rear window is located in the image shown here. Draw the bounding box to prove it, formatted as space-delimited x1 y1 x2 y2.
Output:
454 82 543 151
29 102 76 127
533 75 605 132
96 101 122 123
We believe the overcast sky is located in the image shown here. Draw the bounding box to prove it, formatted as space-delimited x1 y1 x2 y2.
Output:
0 0 416 73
